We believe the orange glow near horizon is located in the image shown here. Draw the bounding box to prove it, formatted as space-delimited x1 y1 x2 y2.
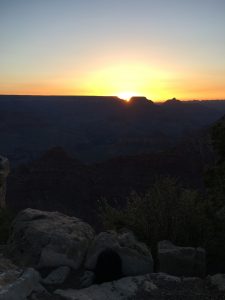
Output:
72 62 179 102
0 62 225 101
1 84 225 102
1 76 225 101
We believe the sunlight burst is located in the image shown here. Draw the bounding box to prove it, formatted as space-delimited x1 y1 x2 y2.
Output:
117 92 137 101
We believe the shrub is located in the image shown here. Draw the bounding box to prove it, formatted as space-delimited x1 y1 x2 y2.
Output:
99 178 211 254
0 208 14 244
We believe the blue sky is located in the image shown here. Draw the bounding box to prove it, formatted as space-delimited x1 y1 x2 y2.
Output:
0 0 225 100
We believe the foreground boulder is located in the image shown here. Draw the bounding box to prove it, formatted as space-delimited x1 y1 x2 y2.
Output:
85 230 153 277
42 266 70 285
0 263 41 300
208 273 225 291
158 240 206 277
0 253 19 273
55 272 221 300
0 253 21 290
6 208 95 269
0 155 10 209
55 274 158 300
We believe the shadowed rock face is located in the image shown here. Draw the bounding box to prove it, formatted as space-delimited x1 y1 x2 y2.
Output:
94 248 122 284
158 240 206 277
55 272 225 300
85 231 153 277
129 96 154 106
0 155 10 208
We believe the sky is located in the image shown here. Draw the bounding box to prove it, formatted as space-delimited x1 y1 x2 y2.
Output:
0 0 225 101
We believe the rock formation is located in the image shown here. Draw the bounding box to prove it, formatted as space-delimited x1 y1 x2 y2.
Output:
1 209 225 299
55 273 222 300
6 208 95 269
85 230 153 277
158 240 206 277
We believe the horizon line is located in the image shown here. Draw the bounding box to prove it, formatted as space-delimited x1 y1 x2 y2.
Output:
0 94 225 102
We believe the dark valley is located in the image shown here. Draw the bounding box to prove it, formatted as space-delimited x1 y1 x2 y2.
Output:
1 95 225 165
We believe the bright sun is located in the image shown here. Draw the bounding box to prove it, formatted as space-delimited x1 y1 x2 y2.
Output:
117 92 137 101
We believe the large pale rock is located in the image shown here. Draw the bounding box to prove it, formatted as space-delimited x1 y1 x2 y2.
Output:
85 230 153 276
0 269 22 289
0 254 19 274
42 266 70 285
0 256 22 290
209 273 225 291
0 268 40 300
0 155 10 209
158 240 206 277
55 272 218 300
55 274 158 300
7 208 95 269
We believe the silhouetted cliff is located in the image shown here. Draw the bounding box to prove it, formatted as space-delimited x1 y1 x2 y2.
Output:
0 95 224 165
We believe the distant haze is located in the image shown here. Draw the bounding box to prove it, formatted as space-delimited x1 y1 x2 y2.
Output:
1 95 225 165
0 0 225 101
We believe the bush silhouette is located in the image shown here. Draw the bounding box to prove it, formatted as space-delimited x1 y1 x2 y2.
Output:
99 177 210 268
0 208 14 244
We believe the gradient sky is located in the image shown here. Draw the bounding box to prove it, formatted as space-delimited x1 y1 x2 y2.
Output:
0 0 225 101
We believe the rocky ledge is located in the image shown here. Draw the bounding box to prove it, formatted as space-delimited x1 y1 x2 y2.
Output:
0 208 225 299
